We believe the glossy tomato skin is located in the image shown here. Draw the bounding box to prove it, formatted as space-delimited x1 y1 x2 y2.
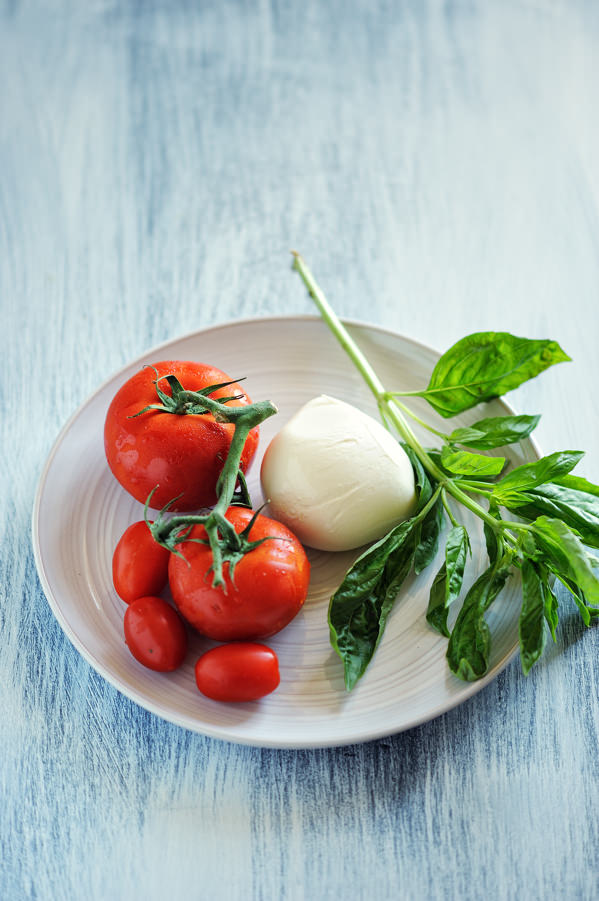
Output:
168 507 310 641
123 596 188 671
104 361 259 511
195 643 280 702
112 520 170 603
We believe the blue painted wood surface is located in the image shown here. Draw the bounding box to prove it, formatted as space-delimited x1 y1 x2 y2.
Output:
2 1 599 898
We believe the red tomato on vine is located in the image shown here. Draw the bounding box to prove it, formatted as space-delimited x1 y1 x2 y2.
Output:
112 520 170 603
168 507 310 641
104 361 259 511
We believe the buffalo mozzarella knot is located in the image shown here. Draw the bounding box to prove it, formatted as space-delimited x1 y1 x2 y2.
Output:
260 395 417 551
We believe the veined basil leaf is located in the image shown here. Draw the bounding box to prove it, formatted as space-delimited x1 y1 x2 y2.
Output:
449 414 541 450
414 496 444 575
554 473 599 497
519 559 548 675
493 450 584 504
419 332 570 418
446 556 512 681
440 446 506 477
426 525 470 637
505 479 599 549
328 517 420 690
427 565 450 637
531 517 599 607
425 448 480 481
446 526 471 597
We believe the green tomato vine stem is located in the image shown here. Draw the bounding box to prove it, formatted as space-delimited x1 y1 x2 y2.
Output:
145 383 278 588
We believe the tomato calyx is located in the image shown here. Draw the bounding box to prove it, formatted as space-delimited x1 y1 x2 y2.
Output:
142 381 278 589
129 367 252 419
150 503 275 586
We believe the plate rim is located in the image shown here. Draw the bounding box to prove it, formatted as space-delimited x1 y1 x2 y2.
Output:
31 313 542 749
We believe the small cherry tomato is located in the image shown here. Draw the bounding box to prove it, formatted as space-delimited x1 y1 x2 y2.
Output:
168 507 310 641
104 360 259 511
124 596 187 672
112 520 170 603
195 643 280 702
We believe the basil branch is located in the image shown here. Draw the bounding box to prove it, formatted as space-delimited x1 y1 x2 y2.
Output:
292 252 596 686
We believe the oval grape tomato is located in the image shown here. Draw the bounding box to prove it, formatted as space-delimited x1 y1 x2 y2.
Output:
124 596 188 672
195 643 280 702
112 520 170 603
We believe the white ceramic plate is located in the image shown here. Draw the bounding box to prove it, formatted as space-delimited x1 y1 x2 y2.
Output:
32 316 540 748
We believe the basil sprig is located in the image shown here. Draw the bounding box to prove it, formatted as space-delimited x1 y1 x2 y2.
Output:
293 253 599 689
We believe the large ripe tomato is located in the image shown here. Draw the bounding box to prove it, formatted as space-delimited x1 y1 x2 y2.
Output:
124 596 188 672
104 361 259 511
168 507 310 641
112 520 170 603
195 643 280 702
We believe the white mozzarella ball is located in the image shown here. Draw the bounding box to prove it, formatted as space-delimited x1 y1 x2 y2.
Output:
260 395 417 551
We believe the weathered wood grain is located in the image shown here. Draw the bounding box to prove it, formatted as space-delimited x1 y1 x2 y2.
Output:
2 1 599 898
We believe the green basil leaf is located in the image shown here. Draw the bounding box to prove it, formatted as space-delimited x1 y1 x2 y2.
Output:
493 450 584 503
446 556 512 681
424 449 443 470
543 571 559 642
554 473 599 497
550 574 599 626
446 525 471 597
506 479 599 549
560 579 591 626
427 564 450 637
426 525 470 637
402 444 434 511
419 332 570 418
440 446 506 477
531 517 599 607
449 414 541 450
519 559 548 675
414 496 444 575
328 518 419 690
424 449 485 482
484 500 502 565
